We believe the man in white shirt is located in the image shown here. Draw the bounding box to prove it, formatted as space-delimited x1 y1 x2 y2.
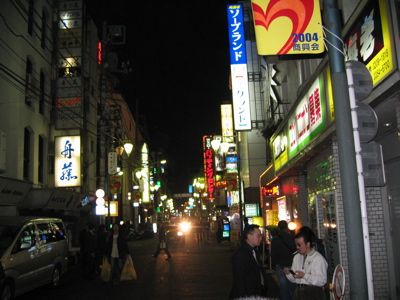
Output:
284 226 328 300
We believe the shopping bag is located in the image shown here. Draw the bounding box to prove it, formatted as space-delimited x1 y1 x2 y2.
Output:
100 256 111 282
120 255 137 281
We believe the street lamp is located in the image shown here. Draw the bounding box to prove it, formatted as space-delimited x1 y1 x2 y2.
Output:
123 140 134 157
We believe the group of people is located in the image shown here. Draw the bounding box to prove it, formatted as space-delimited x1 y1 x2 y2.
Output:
230 221 328 300
79 222 129 284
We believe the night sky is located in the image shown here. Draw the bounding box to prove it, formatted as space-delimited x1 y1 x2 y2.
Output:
86 1 232 193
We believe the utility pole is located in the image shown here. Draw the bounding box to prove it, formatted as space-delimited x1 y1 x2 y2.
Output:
323 0 368 298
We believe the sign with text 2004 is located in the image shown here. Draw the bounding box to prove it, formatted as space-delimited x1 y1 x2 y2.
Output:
251 0 324 55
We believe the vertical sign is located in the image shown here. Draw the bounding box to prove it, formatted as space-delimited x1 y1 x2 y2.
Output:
227 4 252 131
203 136 215 200
141 143 150 203
251 0 324 55
221 104 235 142
55 136 81 187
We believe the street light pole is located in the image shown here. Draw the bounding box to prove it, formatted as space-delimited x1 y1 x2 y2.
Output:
323 0 368 298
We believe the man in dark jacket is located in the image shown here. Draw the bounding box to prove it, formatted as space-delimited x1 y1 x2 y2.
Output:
271 220 296 300
79 222 96 279
230 224 267 299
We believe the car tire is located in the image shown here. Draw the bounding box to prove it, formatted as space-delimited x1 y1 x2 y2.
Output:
0 283 13 300
51 267 61 287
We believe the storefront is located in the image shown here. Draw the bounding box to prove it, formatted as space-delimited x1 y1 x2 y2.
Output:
259 0 398 296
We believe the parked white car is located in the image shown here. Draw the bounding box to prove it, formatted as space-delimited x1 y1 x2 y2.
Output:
0 217 68 300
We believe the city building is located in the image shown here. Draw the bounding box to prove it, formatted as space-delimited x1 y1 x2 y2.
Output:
251 0 399 298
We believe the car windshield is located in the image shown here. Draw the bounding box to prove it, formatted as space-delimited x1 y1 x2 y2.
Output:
0 225 20 257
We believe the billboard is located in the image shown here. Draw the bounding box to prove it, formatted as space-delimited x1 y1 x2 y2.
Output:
203 136 215 200
251 0 324 55
344 0 395 86
227 4 252 131
55 136 81 187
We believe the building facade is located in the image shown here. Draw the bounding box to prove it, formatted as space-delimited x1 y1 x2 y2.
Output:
253 0 400 298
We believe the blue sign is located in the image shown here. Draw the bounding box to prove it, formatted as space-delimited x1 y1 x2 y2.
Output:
227 4 247 65
226 155 238 163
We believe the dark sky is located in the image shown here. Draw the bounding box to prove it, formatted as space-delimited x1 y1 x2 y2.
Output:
87 1 232 193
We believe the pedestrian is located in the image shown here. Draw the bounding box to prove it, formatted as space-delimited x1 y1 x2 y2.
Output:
79 222 96 279
229 224 267 299
271 220 296 300
95 224 108 275
153 222 171 260
216 216 223 243
106 223 130 285
284 226 328 300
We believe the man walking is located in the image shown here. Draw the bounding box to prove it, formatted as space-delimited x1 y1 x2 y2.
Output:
229 224 267 299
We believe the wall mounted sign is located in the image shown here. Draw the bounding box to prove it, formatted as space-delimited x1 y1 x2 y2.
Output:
251 0 324 55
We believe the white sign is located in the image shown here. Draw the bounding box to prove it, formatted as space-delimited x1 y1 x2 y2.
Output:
221 104 234 142
108 152 118 175
55 136 81 187
231 64 251 130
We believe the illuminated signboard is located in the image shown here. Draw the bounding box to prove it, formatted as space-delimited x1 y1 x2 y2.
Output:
271 132 288 171
277 196 288 221
221 104 234 142
270 75 327 171
55 136 81 187
262 185 280 196
344 0 394 86
288 76 326 158
251 0 324 55
141 143 150 203
227 4 252 131
203 136 215 200
226 154 238 173
245 203 259 217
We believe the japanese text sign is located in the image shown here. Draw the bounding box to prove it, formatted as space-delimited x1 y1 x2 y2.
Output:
251 0 324 55
203 136 215 200
344 0 394 86
227 4 252 131
227 4 247 65
55 135 81 187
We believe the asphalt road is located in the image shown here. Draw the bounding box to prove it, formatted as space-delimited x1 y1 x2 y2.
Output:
17 232 279 300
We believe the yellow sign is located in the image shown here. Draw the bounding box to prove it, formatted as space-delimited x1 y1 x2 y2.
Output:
366 0 393 85
108 201 119 217
251 0 324 55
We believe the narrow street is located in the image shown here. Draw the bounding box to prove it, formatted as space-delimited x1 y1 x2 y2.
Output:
17 233 279 300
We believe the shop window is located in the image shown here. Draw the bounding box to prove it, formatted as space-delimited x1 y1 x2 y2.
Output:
25 58 33 106
39 71 45 114
27 0 34 35
23 127 33 181
38 135 45 183
41 9 47 49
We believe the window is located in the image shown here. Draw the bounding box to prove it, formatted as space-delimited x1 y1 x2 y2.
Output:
23 128 32 181
39 71 45 113
37 223 52 244
37 222 66 243
27 0 34 35
41 9 47 49
25 58 33 106
38 135 45 183
51 222 67 241
14 225 36 253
